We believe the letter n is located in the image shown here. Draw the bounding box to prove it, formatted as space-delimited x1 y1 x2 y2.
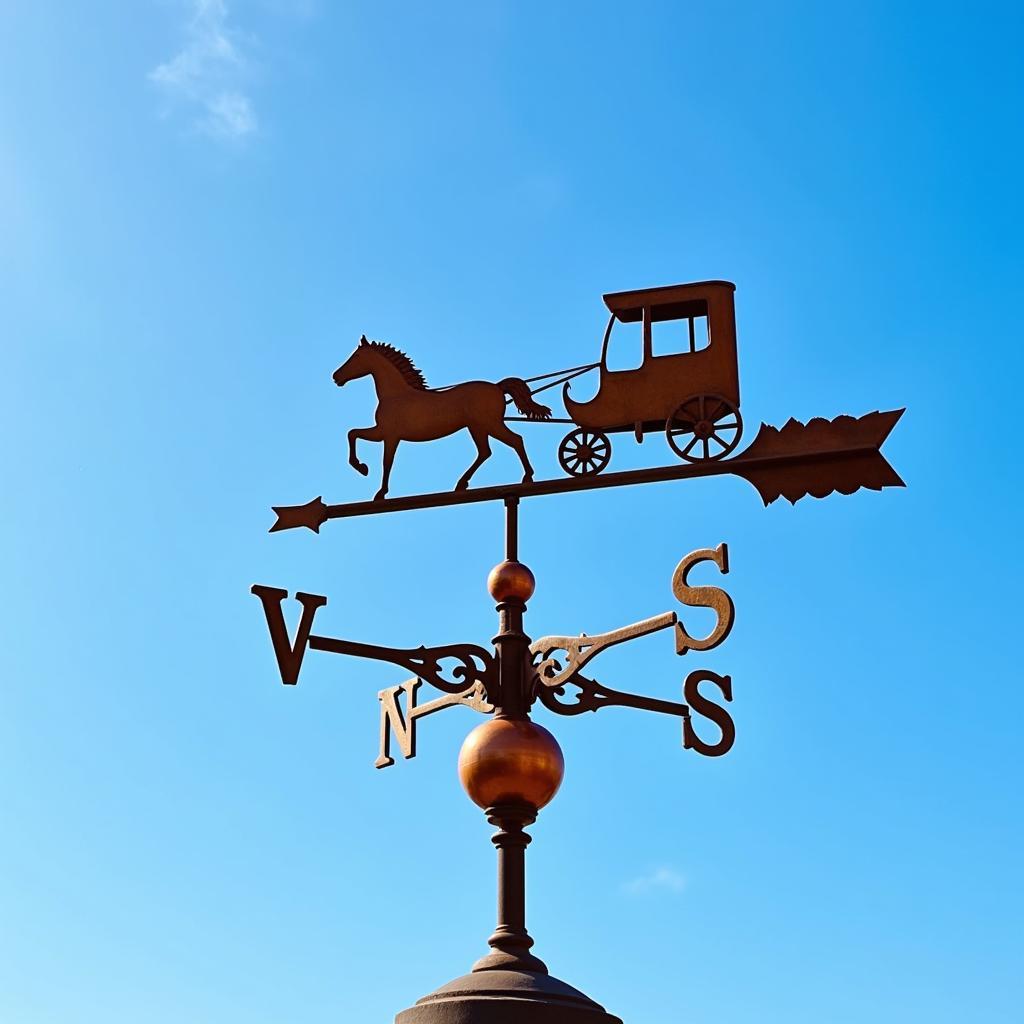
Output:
376 680 422 769
251 585 327 685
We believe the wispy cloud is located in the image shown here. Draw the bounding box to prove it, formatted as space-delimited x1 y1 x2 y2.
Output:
623 867 686 896
149 0 257 140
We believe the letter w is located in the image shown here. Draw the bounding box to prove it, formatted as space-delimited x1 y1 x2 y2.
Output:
251 585 327 685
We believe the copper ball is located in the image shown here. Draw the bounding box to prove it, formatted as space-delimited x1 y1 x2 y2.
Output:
487 560 536 603
458 718 564 810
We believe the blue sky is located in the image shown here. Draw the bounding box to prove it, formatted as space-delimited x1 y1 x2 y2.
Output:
2 2 1022 1022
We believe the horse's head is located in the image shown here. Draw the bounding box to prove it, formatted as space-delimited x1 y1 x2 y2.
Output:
333 335 373 387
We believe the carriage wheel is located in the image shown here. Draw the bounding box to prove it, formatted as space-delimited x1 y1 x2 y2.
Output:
558 428 611 477
666 394 743 463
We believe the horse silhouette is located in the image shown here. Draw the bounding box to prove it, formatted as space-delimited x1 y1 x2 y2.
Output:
333 336 551 500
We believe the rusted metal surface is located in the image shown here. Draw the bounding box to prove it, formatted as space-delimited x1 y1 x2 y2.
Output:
271 407 904 532
254 539 739 766
275 277 905 526
334 336 550 500
567 280 740 440
309 634 495 698
251 587 497 697
376 680 493 769
396 968 623 1024
250 278 906 1024
531 611 678 692
536 670 693 720
325 280 772 504
738 408 904 503
671 543 735 655
472 800 548 975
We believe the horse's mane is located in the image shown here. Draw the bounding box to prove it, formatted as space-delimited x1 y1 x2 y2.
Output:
367 340 427 390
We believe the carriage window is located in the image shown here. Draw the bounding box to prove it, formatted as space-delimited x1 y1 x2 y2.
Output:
603 319 645 371
651 315 710 356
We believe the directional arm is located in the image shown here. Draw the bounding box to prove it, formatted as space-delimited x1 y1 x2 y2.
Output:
530 611 690 720
308 634 496 698
530 612 677 692
536 672 690 719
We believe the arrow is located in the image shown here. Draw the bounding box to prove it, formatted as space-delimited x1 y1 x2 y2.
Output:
270 409 905 532
734 408 905 505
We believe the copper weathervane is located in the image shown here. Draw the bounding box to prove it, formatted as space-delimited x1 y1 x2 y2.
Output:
252 279 904 1024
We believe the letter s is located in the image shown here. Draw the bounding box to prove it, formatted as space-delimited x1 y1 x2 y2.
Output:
672 543 734 656
683 670 735 757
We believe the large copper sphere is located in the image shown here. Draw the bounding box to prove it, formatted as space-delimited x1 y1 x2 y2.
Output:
459 719 564 810
487 560 536 603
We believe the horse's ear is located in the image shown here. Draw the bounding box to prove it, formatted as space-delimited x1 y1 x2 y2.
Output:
359 334 368 346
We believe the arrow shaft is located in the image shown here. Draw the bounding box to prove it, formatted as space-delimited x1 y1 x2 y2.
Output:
326 447 873 520
270 409 905 531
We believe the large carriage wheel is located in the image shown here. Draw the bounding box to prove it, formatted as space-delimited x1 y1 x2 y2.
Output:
666 394 743 463
558 428 611 477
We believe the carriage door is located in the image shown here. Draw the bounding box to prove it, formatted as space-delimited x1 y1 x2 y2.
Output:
604 311 645 371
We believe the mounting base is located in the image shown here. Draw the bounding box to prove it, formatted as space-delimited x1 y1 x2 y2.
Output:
394 969 623 1024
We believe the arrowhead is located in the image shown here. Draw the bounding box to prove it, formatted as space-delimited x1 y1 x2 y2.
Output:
270 496 329 533
732 409 906 505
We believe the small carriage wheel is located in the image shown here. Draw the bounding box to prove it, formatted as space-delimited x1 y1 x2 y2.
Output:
558 428 612 477
666 394 743 463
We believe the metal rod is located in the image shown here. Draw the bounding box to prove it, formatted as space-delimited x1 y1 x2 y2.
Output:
519 362 599 385
525 365 597 398
504 497 518 562
503 366 597 407
496 818 527 932
270 409 905 532
504 416 577 424
273 444 882 528
494 499 526 720
472 802 547 974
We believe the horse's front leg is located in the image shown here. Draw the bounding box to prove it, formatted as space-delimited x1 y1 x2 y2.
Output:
376 439 399 501
348 425 382 477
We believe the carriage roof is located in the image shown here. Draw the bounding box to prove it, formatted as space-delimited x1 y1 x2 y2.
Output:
602 280 736 324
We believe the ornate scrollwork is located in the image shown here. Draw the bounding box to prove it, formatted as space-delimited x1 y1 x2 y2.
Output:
537 672 690 719
308 634 496 697
530 611 677 692
530 611 689 720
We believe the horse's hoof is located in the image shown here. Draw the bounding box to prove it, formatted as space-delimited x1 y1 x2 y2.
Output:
454 480 470 492
374 489 388 501
354 462 369 477
522 473 534 485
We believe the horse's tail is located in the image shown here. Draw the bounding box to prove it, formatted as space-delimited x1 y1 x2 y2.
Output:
500 377 552 421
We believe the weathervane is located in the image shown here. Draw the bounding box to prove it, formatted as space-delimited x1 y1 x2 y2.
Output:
252 279 904 1023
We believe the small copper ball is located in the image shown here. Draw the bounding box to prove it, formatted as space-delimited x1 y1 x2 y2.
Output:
487 560 536 603
458 719 564 810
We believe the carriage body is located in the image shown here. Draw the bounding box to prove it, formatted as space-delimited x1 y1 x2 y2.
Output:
565 280 740 432
554 281 743 475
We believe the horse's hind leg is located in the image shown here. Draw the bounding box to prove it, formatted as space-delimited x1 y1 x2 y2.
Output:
456 430 492 491
491 423 535 483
